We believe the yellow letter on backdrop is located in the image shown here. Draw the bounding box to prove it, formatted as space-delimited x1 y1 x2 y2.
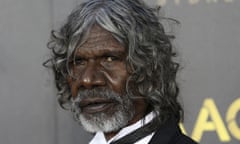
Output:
226 98 240 140
192 98 230 142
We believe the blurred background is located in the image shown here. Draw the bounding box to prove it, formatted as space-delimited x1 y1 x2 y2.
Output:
0 0 239 143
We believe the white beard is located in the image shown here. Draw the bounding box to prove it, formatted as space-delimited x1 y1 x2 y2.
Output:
71 89 135 133
78 108 133 133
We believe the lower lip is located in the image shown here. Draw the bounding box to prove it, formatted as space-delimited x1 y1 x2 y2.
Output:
81 103 115 114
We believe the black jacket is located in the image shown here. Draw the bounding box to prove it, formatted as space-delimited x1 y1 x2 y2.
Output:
149 119 198 144
110 118 198 144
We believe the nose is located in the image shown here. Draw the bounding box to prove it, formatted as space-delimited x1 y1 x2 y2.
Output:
79 61 106 89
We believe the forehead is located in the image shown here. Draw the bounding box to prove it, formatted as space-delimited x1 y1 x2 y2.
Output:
76 24 125 54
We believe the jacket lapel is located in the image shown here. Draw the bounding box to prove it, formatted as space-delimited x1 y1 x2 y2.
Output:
148 119 180 144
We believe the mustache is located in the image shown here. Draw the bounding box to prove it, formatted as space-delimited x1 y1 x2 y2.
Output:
72 88 122 104
71 88 145 103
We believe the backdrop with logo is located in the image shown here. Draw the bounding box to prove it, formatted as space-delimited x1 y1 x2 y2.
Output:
0 0 239 144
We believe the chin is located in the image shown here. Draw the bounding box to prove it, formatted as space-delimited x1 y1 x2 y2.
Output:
77 108 135 133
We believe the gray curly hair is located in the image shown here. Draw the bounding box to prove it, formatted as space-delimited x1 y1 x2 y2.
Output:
44 0 183 124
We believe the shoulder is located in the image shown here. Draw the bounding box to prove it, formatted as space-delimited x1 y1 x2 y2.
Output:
150 128 198 144
148 119 198 144
172 133 198 144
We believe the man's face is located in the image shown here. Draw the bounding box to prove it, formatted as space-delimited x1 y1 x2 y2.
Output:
68 24 147 133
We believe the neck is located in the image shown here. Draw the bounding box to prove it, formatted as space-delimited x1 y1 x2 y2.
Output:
104 99 149 141
105 131 119 141
104 115 145 140
104 111 149 141
106 114 158 144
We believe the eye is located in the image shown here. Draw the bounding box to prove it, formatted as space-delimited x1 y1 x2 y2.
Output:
105 56 119 62
106 57 113 62
74 58 87 65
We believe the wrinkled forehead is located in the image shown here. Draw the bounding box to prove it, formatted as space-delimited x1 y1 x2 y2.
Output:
77 24 125 52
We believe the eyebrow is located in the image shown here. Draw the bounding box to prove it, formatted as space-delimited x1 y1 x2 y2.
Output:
73 49 126 59
100 50 126 57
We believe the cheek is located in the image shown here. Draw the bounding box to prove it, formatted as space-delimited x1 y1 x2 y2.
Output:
104 64 129 94
67 76 78 98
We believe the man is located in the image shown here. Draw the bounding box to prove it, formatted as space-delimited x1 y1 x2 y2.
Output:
44 0 198 143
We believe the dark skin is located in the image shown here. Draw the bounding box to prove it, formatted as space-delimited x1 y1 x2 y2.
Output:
67 24 148 140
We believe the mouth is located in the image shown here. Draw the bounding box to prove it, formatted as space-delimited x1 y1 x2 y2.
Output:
79 98 117 114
